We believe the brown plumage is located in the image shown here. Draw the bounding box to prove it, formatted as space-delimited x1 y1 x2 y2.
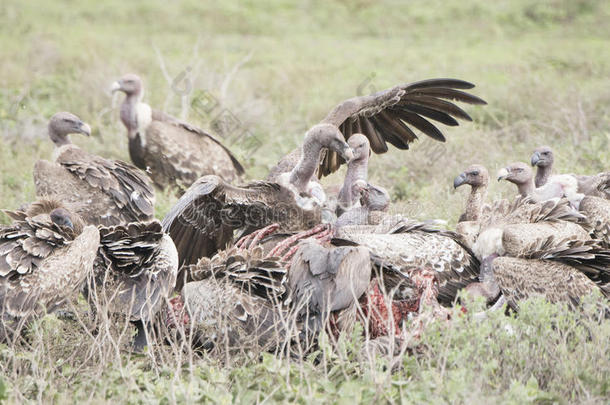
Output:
166 247 295 353
492 257 603 310
490 234 610 310
162 175 322 273
168 277 294 354
0 200 99 340
335 220 480 305
86 221 178 323
473 197 589 261
531 146 610 199
34 112 155 226
112 74 244 189
84 220 178 349
579 195 610 246
316 78 487 177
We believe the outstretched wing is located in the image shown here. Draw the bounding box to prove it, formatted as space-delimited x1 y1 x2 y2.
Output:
319 78 486 176
161 175 286 272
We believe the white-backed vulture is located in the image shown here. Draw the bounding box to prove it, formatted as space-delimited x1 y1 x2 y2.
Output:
531 146 610 198
335 179 391 229
112 74 244 189
0 200 99 341
336 134 371 214
84 221 178 350
165 249 294 355
453 164 494 250
34 112 155 226
453 164 489 223
266 78 486 180
161 121 357 269
287 239 372 334
161 175 324 272
487 236 610 310
472 197 590 262
497 162 580 205
335 220 480 305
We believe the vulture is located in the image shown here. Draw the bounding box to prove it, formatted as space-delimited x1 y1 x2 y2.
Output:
0 200 100 341
531 146 610 198
453 164 491 249
336 134 371 214
267 78 487 181
112 74 245 189
480 235 610 310
84 221 178 350
161 122 355 269
34 112 155 226
287 239 372 334
335 220 480 305
497 162 581 206
163 77 485 270
453 164 489 223
469 196 610 307
335 179 391 230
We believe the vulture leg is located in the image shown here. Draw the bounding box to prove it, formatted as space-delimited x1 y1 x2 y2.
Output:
267 224 330 258
132 320 151 352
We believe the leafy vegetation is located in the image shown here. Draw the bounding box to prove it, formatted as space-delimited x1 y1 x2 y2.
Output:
0 0 609 403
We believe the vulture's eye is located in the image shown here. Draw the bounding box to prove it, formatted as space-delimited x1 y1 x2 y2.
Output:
471 171 479 176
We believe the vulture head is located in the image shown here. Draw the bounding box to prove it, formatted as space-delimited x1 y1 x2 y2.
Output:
111 73 143 98
530 146 554 168
306 123 354 163
48 112 91 147
497 162 533 186
348 133 370 162
361 183 390 212
50 208 75 230
453 164 489 189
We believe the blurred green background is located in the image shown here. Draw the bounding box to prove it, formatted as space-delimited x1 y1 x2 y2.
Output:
1 0 609 224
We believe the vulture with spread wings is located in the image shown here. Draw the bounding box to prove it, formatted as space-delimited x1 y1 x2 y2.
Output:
269 78 486 180
164 78 486 270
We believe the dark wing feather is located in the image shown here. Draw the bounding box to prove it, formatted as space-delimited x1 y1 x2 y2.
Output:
161 176 300 280
87 221 177 322
319 78 486 176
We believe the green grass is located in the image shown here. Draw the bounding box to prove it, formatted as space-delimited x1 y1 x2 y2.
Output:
1 0 610 402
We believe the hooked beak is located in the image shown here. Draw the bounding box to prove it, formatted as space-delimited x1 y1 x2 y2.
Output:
453 173 467 189
530 152 541 167
497 167 509 182
77 121 91 137
340 145 355 164
110 81 122 93
64 217 74 230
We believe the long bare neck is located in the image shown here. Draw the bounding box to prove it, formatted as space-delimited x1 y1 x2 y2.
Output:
464 185 487 221
516 179 535 197
338 158 368 207
49 129 71 147
534 165 552 187
120 94 141 136
289 138 322 192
